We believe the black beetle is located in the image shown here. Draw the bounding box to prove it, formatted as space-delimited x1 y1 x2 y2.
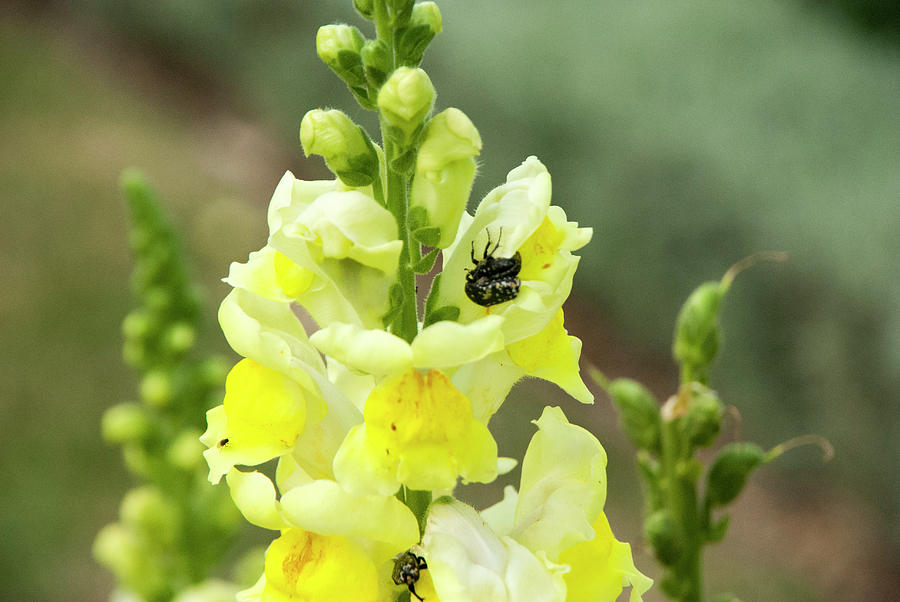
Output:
464 230 522 307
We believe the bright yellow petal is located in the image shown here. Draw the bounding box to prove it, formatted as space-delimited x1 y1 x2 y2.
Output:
261 529 379 602
506 309 593 404
560 514 652 602
353 370 498 491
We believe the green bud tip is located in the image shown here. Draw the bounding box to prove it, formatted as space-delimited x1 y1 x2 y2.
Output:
411 2 443 34
316 24 364 65
378 67 436 132
300 109 379 186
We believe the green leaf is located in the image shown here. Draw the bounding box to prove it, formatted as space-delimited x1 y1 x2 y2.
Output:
412 226 440 247
424 305 459 327
413 248 439 274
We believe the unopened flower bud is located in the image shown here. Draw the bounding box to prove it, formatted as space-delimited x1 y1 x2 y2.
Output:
140 370 171 407
353 0 374 19
377 67 435 146
167 428 205 470
680 385 724 448
122 310 151 340
409 108 480 248
300 109 379 187
93 522 141 577
164 321 196 354
316 24 366 89
706 442 765 508
397 2 442 66
120 486 180 544
607 378 662 453
645 510 682 567
672 281 724 382
102 402 150 443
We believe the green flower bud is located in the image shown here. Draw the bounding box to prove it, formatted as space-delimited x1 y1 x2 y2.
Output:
397 2 442 66
122 442 151 477
377 67 435 147
93 522 141 578
607 378 662 453
672 281 724 383
300 109 380 187
353 0 374 19
706 442 766 508
120 486 180 544
361 39 391 89
122 339 145 369
102 402 151 443
645 510 682 566
199 356 229 388
163 321 196 354
140 369 172 406
316 24 367 91
167 428 205 470
122 310 151 340
409 108 481 248
680 385 724 448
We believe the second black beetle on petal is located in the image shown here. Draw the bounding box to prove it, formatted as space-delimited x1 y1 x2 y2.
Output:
392 551 428 601
465 230 522 307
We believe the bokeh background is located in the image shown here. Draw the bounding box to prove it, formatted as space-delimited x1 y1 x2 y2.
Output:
2 0 899 600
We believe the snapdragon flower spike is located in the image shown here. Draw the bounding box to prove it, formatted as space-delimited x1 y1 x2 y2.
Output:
422 406 651 601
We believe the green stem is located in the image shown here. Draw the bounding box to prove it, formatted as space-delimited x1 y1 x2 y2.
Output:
660 416 704 602
374 1 419 344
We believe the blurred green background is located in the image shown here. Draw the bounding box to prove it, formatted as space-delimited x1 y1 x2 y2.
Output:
2 0 898 600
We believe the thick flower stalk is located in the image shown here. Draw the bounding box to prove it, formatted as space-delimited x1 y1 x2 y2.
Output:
200 1 649 601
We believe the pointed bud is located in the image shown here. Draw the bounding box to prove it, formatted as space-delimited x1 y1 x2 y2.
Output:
672 281 724 383
300 109 380 186
705 442 766 508
607 378 662 453
377 67 435 147
409 108 481 248
397 2 442 66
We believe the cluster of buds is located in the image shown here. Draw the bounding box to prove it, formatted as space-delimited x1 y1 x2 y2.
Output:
599 253 826 601
199 2 651 601
95 172 244 602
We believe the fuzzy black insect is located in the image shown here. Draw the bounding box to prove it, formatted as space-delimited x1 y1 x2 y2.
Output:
465 230 522 307
392 551 428 601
